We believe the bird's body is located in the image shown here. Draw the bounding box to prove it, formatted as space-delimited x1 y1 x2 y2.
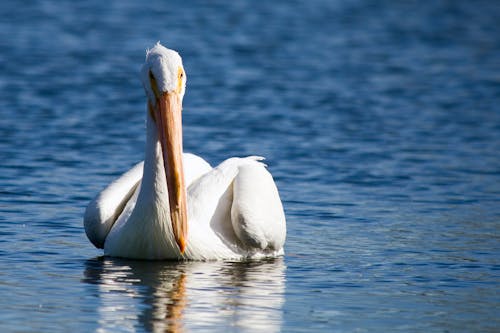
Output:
84 43 286 260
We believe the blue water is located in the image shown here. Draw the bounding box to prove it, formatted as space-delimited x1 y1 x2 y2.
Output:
1 0 499 331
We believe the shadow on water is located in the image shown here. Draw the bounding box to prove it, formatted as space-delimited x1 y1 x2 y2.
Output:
83 257 286 332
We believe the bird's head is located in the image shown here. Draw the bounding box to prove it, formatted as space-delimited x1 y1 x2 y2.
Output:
141 42 187 104
141 42 188 254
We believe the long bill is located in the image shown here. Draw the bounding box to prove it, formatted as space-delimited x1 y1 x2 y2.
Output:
155 91 188 253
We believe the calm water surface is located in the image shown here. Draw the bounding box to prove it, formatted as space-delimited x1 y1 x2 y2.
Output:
1 0 499 332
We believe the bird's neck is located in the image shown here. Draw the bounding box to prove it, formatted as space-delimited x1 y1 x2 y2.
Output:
119 111 180 259
137 113 170 209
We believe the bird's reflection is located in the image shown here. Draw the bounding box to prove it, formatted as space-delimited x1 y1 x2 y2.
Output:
83 257 286 332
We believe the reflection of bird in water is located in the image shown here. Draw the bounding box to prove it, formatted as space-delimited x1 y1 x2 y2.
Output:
166 273 186 333
83 257 285 332
84 43 286 260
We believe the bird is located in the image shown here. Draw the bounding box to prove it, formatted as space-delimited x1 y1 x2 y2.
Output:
84 43 286 260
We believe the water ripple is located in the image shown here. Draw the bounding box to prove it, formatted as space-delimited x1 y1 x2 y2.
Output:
0 0 499 332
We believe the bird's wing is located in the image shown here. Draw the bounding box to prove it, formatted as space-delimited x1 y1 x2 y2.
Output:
84 162 144 249
187 156 286 255
186 157 250 252
231 160 286 252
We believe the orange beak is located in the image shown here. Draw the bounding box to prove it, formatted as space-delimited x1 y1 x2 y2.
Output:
154 91 188 253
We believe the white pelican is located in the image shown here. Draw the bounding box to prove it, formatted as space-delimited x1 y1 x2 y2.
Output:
84 43 286 260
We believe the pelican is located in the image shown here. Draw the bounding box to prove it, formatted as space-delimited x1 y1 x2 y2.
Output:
84 43 286 260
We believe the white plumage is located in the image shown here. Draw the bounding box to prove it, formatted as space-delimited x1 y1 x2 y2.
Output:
84 43 286 260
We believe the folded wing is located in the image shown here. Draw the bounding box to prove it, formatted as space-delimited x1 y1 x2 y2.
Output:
84 161 144 249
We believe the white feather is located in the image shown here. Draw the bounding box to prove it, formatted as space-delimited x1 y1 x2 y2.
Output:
84 43 286 260
84 161 143 248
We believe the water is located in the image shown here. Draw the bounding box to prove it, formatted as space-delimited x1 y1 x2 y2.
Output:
1 0 499 331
